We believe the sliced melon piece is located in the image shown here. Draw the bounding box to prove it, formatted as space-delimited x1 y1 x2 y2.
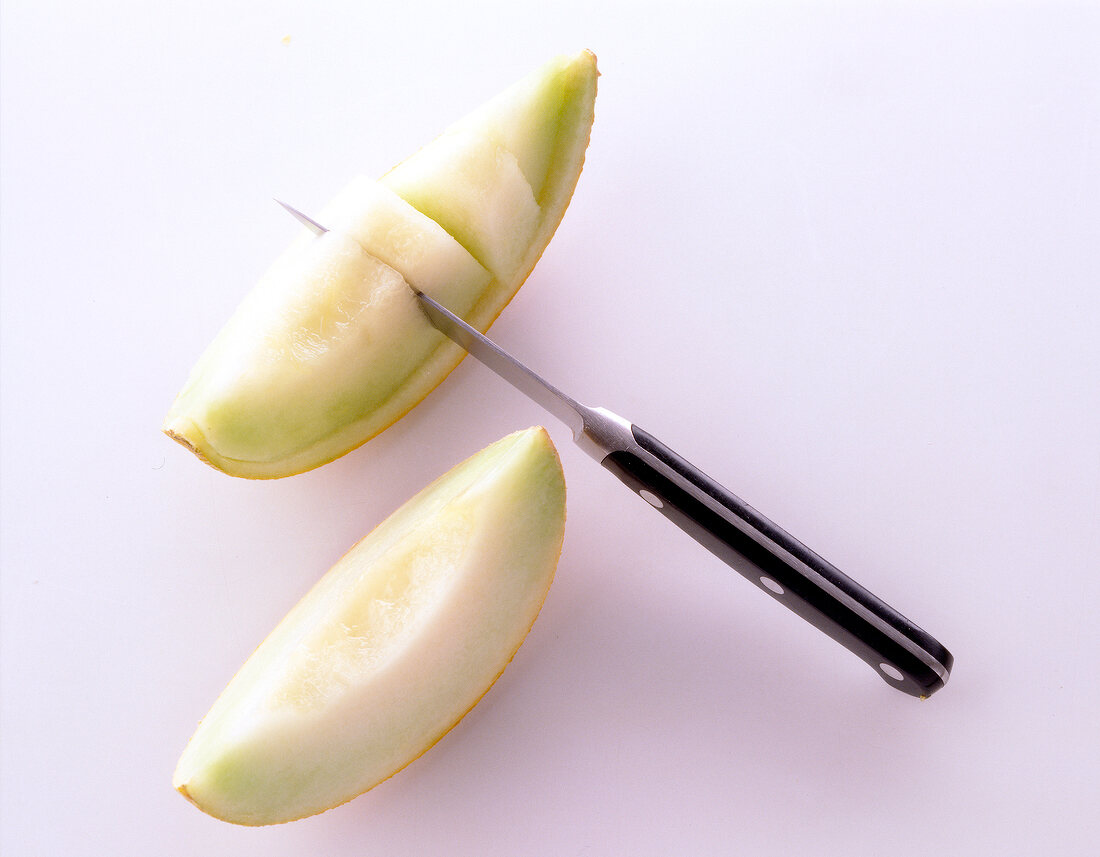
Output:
381 131 539 283
164 232 451 476
319 176 491 311
382 50 598 288
165 184 492 478
173 427 566 825
451 51 601 211
165 51 598 478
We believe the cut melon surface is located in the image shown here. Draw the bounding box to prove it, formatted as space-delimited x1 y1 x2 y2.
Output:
320 176 491 307
173 427 567 825
165 232 416 469
450 52 601 209
382 50 598 290
381 131 540 284
164 232 443 476
165 182 494 477
165 50 598 478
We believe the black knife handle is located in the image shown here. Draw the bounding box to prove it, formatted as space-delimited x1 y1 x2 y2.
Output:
600 424 952 698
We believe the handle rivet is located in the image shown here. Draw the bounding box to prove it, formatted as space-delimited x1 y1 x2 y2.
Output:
879 663 904 681
760 576 784 595
639 489 663 509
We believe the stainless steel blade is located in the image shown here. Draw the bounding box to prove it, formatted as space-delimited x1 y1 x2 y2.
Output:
411 288 587 437
274 199 589 438
276 200 328 236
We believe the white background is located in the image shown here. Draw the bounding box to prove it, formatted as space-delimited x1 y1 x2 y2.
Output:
2 2 1098 854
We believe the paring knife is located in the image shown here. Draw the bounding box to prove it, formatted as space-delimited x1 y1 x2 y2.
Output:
277 200 953 699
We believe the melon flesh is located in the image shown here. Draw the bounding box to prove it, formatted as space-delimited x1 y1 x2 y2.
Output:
381 131 540 284
164 232 425 470
450 52 601 210
165 183 493 476
173 427 566 825
382 51 598 288
319 176 491 308
164 50 598 478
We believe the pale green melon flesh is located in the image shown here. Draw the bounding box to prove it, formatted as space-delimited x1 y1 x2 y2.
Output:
164 51 598 478
451 52 600 209
164 232 442 471
381 132 540 284
165 183 494 477
516 50 599 276
173 427 566 825
381 50 598 291
319 176 491 307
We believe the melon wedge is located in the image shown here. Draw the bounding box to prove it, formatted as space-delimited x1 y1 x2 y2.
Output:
320 176 491 310
173 427 566 825
447 52 601 214
165 51 597 479
163 229 460 477
381 131 539 283
382 50 598 287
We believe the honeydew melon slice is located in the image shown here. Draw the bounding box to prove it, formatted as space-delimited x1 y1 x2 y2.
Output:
319 176 491 311
450 51 600 212
381 132 539 284
173 427 566 825
164 231 461 478
382 50 598 288
165 51 597 478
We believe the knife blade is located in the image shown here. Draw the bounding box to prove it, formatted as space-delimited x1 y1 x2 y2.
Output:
276 200 953 698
